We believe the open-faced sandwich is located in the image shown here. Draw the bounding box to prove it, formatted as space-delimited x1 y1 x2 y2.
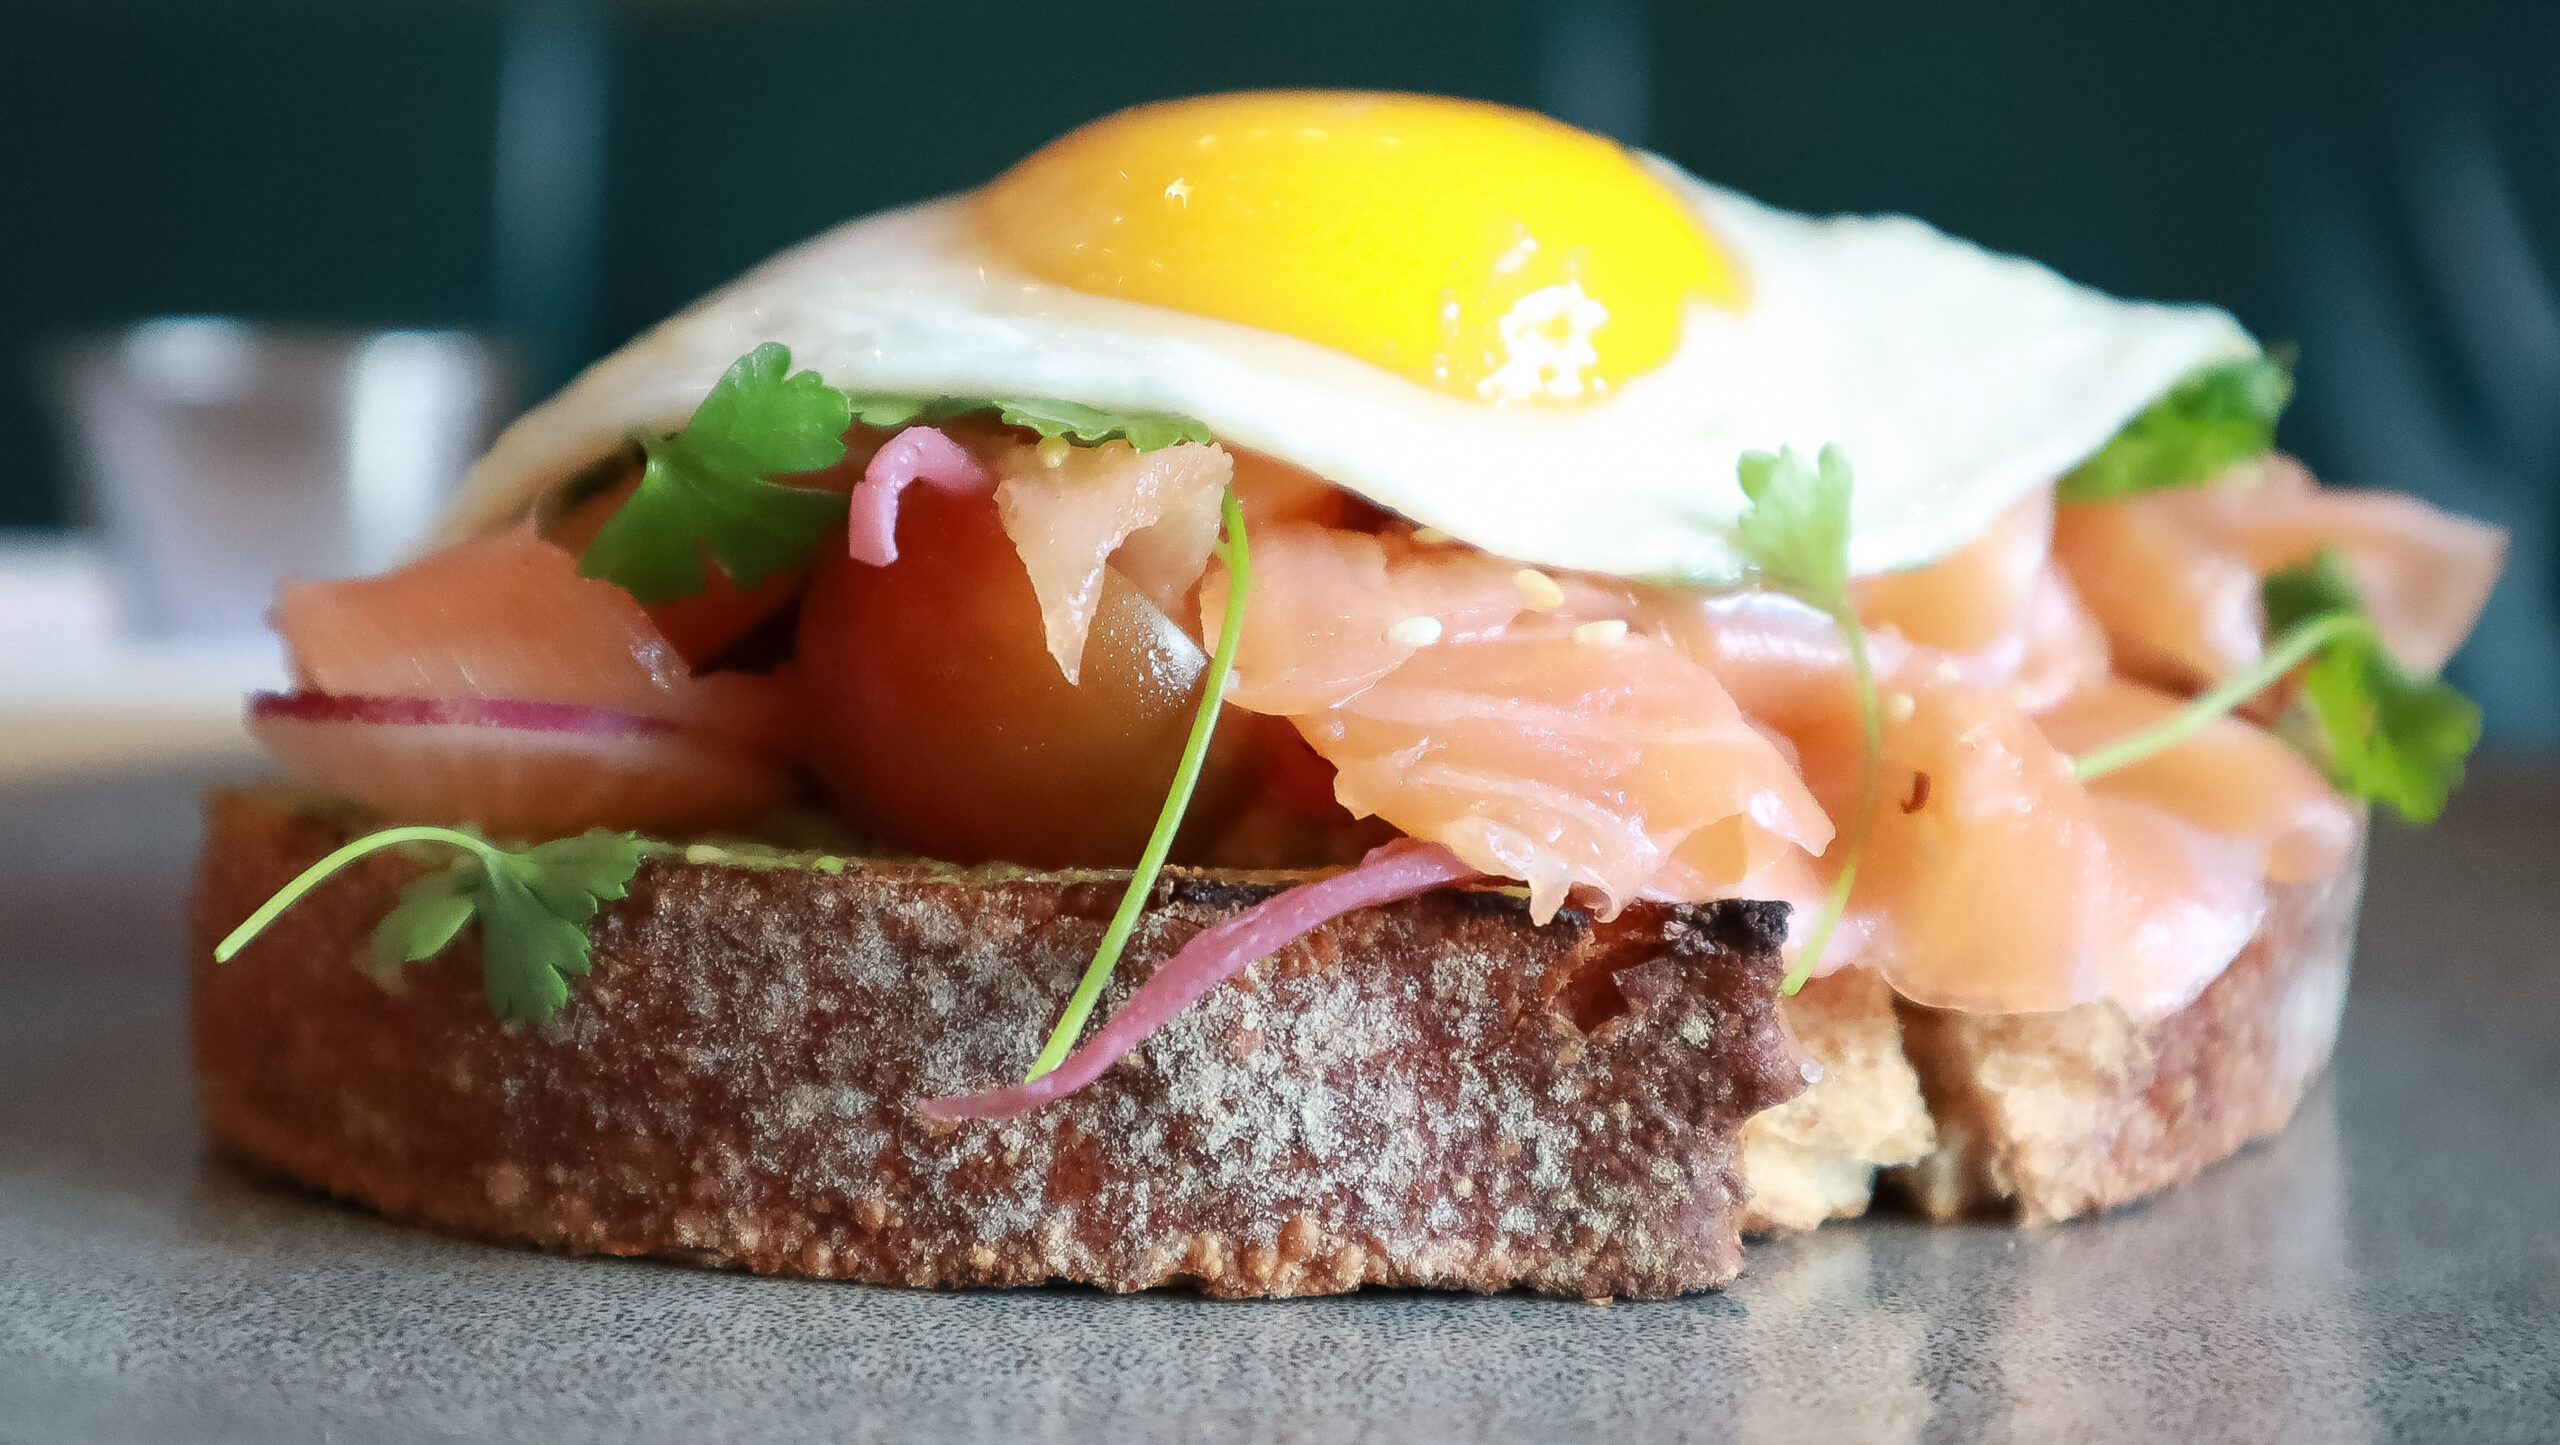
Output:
195 91 2506 1300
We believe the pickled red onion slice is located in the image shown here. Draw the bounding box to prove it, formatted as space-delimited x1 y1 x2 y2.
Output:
847 427 993 565
920 837 1480 1119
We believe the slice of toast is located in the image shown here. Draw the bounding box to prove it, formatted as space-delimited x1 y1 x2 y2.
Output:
1739 816 2365 1230
189 789 1806 1299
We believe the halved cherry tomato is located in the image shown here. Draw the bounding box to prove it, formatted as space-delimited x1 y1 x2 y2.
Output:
795 486 1256 868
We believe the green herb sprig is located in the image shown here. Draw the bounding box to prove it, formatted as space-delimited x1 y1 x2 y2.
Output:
844 393 1213 452
579 343 857 604
2073 546 2480 822
2057 352 2295 504
1022 487 1250 1080
1735 443 1881 995
574 342 1216 606
214 825 648 1025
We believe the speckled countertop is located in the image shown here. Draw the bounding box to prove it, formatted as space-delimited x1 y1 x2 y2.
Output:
2 765 2554 1444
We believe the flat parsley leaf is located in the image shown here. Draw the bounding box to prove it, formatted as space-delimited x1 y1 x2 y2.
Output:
2262 548 2480 823
842 391 1212 451
1736 443 1854 611
991 398 1214 451
369 868 475 976
356 827 647 1024
579 342 855 604
2259 542 2363 630
2058 353 2295 504
575 346 1216 605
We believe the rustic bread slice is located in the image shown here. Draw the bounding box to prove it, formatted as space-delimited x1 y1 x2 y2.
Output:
1741 817 2366 1230
190 789 1805 1300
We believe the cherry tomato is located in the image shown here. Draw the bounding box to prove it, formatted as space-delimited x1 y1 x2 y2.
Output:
796 485 1256 868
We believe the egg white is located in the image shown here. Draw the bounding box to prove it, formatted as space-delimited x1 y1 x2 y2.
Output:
446 158 2255 582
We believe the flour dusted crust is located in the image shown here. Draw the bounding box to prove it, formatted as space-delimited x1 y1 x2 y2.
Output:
190 789 1805 1300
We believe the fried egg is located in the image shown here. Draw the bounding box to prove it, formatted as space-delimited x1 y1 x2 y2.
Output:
448 91 2255 582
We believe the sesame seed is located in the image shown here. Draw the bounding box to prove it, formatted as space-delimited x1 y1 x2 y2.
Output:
1512 568 1565 610
1571 619 1628 645
1885 690 1917 725
1411 526 1455 545
1385 615 1444 647
1036 434 1072 468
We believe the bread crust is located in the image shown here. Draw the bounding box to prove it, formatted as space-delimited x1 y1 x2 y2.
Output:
190 790 1805 1299
1889 822 2364 1224
1739 818 2364 1232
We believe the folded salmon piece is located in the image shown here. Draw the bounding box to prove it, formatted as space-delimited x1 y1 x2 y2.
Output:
2054 455 2507 689
273 529 793 750
1209 523 1831 923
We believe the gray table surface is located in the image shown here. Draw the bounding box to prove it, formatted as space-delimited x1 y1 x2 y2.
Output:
2 764 2554 1444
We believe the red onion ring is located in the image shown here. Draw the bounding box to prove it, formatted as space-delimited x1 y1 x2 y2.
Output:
249 690 679 736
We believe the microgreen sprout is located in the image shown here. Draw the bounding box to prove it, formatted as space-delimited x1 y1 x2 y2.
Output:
1734 443 1881 995
1023 487 1250 1080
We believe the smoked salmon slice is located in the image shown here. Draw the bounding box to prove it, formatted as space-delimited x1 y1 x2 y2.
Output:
2140 454 2506 675
272 529 792 750
1663 576 2344 1017
2036 677 2359 885
2053 485 2271 693
1854 491 2056 660
250 692 790 837
1210 523 1830 922
2054 455 2507 690
994 440 1230 682
1806 665 2272 1019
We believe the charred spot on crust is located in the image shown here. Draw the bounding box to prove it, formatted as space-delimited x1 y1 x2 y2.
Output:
1155 874 1290 912
1679 898 1790 960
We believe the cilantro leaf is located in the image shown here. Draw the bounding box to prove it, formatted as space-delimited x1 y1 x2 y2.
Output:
1736 443 1854 612
573 343 1215 605
221 823 648 1027
845 391 1213 451
2260 544 2363 634
1734 443 1876 994
369 868 475 973
2262 549 2480 823
511 829 646 923
991 398 1214 451
472 864 590 1021
578 342 855 604
2057 353 2295 504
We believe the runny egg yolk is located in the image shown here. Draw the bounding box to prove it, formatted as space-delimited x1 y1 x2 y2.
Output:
976 91 1742 405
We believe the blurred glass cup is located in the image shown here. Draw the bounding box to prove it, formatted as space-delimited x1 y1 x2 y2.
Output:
49 318 511 639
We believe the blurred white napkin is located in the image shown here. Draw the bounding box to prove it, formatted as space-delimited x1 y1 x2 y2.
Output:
0 532 281 783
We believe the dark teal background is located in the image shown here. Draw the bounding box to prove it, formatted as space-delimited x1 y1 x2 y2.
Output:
6 0 2556 736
